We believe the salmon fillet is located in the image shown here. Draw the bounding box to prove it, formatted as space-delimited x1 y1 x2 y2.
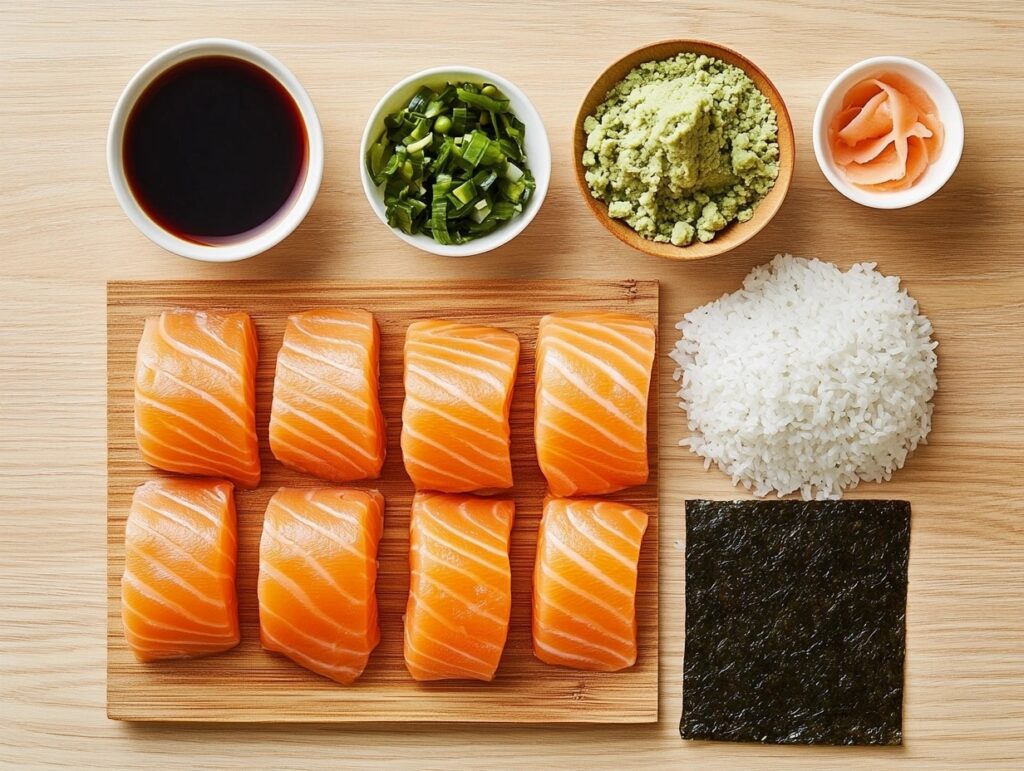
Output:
134 309 260 488
401 320 520 493
532 497 648 672
121 478 239 662
258 487 384 685
534 312 656 496
269 309 386 483
404 492 514 681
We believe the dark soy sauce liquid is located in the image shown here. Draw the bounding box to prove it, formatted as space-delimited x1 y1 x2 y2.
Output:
124 56 307 243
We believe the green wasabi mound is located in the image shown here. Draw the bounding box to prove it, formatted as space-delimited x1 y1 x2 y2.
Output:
583 53 779 246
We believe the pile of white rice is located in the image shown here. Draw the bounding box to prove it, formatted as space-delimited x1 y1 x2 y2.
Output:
670 254 938 500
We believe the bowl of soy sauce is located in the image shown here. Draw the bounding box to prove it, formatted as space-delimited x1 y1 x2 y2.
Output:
107 39 323 262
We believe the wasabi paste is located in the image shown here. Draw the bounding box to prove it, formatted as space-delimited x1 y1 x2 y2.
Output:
583 53 779 246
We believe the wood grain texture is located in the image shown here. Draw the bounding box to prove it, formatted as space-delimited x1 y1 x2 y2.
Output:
105 279 659 723
1 0 1023 767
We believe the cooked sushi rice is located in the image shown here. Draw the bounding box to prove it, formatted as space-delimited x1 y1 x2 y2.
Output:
670 254 938 500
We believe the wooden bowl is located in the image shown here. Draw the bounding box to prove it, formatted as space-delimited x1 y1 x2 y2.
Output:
573 40 795 261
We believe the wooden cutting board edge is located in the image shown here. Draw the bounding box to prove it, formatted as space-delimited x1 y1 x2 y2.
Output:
105 278 660 724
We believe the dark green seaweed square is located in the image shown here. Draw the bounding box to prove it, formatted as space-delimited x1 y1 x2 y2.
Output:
682 499 910 745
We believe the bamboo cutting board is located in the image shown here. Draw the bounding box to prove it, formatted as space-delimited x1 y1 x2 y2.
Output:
106 279 659 723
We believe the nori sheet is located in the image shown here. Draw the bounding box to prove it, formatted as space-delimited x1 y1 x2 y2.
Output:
681 499 910 745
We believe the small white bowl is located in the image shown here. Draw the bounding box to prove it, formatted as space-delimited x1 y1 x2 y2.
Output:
107 38 324 262
360 66 551 257
812 56 963 209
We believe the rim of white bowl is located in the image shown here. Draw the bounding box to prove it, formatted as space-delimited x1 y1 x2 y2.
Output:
812 55 964 210
106 38 324 262
359 65 551 257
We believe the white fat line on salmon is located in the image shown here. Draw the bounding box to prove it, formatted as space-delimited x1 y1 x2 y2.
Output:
271 435 368 479
403 626 493 680
412 541 507 589
536 460 577 493
544 530 633 598
408 623 498 669
563 511 638 571
403 424 509 477
537 560 632 625
194 314 242 358
533 569 633 646
152 367 253 425
543 338 648 403
403 454 484 489
290 316 372 345
413 323 516 354
259 561 365 634
135 393 255 459
417 505 508 558
128 548 228 610
533 632 631 666
541 434 641 474
262 522 365 606
157 315 242 381
260 625 364 677
536 421 638 462
272 398 377 463
410 339 516 374
124 627 236 651
259 602 368 653
275 358 374 412
409 593 503 652
122 602 235 639
407 350 507 393
551 325 651 378
135 422 254 480
280 340 366 379
273 500 363 555
408 568 506 626
538 390 641 450
406 364 503 422
414 525 510 576
272 414 372 470
127 518 232 580
590 505 648 542
403 394 507 445
273 382 377 442
122 570 233 631
131 500 234 563
540 447 618 493
545 317 653 357
146 487 225 528
540 357 643 430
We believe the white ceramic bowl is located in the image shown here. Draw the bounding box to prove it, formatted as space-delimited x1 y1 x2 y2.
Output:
812 56 963 209
107 38 324 262
360 66 551 257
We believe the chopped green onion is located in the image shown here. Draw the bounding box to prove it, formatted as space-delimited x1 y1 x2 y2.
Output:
406 132 433 154
366 79 534 245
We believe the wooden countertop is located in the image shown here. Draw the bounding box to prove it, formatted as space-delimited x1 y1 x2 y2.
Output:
2 1 1022 767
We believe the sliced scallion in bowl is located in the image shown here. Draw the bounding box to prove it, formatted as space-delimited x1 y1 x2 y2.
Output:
365 82 535 245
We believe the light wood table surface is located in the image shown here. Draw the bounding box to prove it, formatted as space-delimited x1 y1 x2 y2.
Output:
2 1 1022 768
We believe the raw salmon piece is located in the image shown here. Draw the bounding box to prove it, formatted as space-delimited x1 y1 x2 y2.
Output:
534 312 656 497
269 309 386 483
401 320 520 493
404 492 514 681
121 478 239 662
258 487 384 685
532 498 648 672
134 309 260 488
